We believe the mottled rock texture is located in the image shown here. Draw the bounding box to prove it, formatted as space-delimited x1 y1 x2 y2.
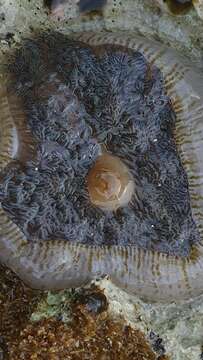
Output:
1 1 203 360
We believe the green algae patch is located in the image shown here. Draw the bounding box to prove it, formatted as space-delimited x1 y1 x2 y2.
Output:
31 290 77 323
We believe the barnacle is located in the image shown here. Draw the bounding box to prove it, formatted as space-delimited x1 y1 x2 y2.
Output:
1 31 203 303
156 0 203 17
162 0 193 15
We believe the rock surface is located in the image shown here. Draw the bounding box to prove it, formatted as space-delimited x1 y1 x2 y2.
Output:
0 1 203 360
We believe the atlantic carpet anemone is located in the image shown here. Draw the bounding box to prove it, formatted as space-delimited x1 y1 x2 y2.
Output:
0 31 203 302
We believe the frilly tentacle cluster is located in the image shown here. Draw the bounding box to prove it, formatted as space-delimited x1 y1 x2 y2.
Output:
1 31 203 302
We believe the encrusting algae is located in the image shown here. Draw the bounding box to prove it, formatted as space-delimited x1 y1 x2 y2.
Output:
8 317 164 360
0 264 44 359
0 264 169 360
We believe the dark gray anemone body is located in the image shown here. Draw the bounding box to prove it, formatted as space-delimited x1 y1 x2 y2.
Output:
0 31 203 302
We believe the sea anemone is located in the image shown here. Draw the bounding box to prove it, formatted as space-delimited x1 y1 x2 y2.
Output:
0 31 203 302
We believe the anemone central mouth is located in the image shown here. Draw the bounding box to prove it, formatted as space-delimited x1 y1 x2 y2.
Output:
87 154 134 211
94 172 121 199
